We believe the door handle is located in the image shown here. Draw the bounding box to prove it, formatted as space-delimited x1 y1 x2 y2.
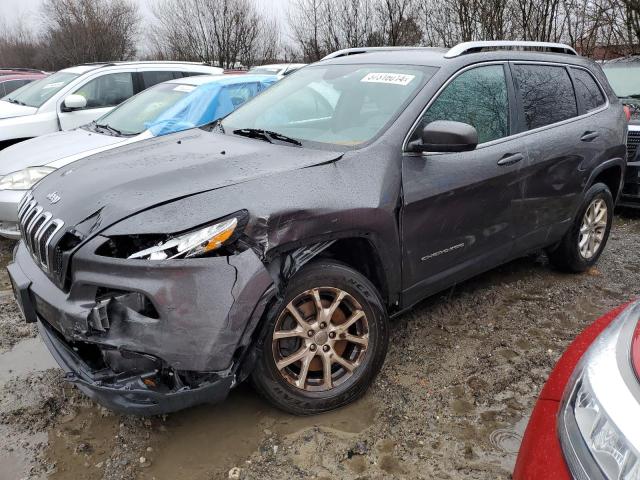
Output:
581 131 599 142
497 153 524 166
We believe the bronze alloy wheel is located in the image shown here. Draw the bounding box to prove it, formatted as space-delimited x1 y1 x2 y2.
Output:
271 287 369 392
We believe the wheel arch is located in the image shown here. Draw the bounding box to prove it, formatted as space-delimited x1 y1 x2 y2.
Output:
585 158 625 203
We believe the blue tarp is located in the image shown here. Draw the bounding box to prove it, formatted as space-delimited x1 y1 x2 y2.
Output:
146 75 278 137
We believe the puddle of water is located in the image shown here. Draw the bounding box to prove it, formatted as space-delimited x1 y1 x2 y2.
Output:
47 408 118 480
140 386 376 479
0 423 47 480
488 416 529 471
40 383 376 480
0 337 58 386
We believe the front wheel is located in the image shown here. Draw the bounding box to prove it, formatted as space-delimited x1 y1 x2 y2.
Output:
251 260 389 415
547 182 614 272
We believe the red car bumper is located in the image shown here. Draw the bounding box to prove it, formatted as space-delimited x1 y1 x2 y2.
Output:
513 305 627 479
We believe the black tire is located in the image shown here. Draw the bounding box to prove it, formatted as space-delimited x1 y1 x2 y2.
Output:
547 182 614 273
251 260 389 415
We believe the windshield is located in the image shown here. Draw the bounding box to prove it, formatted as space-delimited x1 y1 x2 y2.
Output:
2 71 79 108
222 64 435 147
94 82 195 135
603 65 640 98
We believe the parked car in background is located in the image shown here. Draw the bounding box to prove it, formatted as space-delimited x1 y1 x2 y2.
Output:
0 68 48 97
603 57 640 207
0 61 223 150
0 74 277 239
8 42 626 416
248 63 306 77
514 300 640 480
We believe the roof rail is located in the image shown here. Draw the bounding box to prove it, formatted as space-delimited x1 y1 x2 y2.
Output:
322 46 442 60
444 41 578 58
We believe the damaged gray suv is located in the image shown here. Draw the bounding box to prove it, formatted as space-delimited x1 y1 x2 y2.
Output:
8 41 627 415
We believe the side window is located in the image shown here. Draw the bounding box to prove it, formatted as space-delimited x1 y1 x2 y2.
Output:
417 65 509 144
141 71 180 88
512 64 578 130
73 72 134 109
571 68 606 112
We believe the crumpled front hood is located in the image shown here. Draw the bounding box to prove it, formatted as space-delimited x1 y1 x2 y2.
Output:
0 101 37 119
0 129 127 175
31 128 342 237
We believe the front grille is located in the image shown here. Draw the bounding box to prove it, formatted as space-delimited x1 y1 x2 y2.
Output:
17 193 64 274
628 130 640 162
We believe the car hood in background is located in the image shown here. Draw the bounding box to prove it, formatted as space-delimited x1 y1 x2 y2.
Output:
0 101 37 119
31 128 343 237
0 128 137 175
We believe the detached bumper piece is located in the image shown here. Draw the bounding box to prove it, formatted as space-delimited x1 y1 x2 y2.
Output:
38 319 234 415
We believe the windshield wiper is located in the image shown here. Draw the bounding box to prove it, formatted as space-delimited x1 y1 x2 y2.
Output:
5 97 26 106
95 123 130 137
233 128 302 147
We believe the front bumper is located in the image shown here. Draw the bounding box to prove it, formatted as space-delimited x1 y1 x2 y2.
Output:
8 238 274 414
38 318 233 415
0 188 26 238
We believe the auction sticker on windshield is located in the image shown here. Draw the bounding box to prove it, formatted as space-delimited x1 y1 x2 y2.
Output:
361 73 416 86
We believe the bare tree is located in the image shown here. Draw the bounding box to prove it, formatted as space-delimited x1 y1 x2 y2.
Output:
151 0 275 68
375 0 423 45
41 0 140 69
288 0 327 61
0 18 43 68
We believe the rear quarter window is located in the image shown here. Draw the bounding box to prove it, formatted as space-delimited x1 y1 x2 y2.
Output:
571 67 606 112
513 64 578 130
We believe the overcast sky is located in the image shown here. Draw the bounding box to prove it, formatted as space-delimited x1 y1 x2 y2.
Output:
0 0 292 36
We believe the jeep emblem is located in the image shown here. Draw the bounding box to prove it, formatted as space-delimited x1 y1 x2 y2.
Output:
46 192 61 204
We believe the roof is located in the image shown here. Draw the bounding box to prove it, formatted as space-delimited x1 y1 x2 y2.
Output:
0 73 47 82
252 63 306 69
165 73 279 87
60 61 223 75
318 45 590 69
602 56 640 66
0 68 46 75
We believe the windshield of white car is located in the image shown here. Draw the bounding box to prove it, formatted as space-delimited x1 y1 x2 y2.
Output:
2 71 79 108
603 65 640 98
222 64 435 148
91 82 194 136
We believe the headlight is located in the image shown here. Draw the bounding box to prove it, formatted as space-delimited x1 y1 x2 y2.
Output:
0 166 56 190
572 378 640 480
128 218 238 260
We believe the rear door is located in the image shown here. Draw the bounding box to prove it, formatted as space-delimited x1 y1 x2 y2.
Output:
511 63 604 249
401 63 528 302
58 71 135 130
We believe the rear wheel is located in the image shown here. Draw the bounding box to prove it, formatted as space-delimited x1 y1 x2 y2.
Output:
547 182 613 272
251 260 388 415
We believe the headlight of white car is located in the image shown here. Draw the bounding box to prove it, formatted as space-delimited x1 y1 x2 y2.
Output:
128 218 239 260
0 167 56 190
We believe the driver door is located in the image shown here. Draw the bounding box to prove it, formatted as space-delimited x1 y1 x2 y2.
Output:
401 63 528 304
58 72 135 130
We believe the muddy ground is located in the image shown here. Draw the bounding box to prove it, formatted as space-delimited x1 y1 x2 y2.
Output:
0 213 639 480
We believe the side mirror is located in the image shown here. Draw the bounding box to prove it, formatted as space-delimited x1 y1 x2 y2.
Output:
62 94 87 112
409 120 478 153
